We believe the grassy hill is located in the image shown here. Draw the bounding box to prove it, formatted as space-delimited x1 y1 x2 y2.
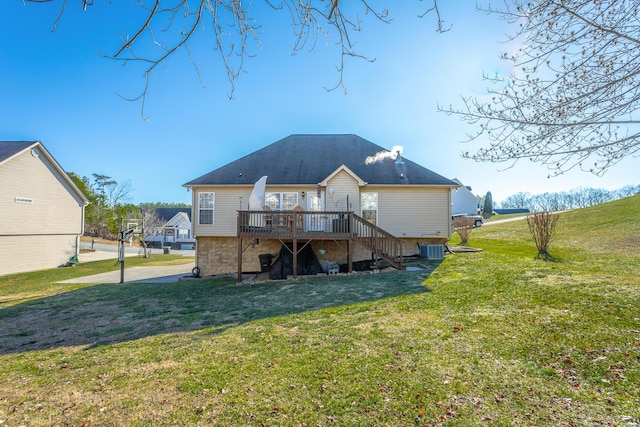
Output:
1 196 638 426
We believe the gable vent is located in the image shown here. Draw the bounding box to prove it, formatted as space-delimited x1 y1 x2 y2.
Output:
420 244 444 260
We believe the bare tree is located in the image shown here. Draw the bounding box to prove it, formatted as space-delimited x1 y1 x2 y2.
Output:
139 206 165 239
526 211 559 259
25 1 446 115
581 187 613 207
452 217 475 245
442 0 640 176
501 192 532 209
500 185 637 211
616 184 640 198
108 180 134 207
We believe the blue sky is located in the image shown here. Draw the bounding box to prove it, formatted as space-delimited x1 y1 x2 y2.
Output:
1 1 636 205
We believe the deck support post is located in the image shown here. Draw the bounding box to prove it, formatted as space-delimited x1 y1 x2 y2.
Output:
347 238 353 273
237 237 243 283
292 238 298 279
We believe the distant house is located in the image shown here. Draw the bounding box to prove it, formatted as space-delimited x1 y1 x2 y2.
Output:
494 208 530 215
451 178 478 216
0 141 88 275
145 209 195 249
154 207 191 224
184 134 459 278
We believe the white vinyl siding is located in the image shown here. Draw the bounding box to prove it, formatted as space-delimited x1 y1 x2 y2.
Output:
198 192 215 225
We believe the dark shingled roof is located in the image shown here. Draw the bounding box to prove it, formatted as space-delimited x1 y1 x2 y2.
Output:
0 141 36 163
155 208 192 223
185 134 456 187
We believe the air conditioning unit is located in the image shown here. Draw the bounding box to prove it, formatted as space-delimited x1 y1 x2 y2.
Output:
419 244 445 260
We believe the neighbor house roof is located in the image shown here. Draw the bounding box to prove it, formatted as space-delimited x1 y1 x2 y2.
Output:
0 141 89 204
451 178 471 192
164 211 191 228
155 208 191 223
185 134 457 187
0 141 36 164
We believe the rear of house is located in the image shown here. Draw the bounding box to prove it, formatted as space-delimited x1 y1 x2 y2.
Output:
185 134 458 277
0 142 88 275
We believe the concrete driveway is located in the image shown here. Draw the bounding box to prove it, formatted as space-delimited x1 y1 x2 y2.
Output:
59 250 196 284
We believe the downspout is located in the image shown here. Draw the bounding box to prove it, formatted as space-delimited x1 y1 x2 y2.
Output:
190 187 200 276
447 187 453 240
77 200 89 257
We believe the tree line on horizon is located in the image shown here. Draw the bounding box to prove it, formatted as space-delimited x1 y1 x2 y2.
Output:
497 185 640 213
68 172 190 239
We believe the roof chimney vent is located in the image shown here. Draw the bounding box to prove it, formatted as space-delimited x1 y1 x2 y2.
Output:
395 151 404 165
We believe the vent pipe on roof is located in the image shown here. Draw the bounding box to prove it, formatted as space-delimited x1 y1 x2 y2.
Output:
395 151 404 165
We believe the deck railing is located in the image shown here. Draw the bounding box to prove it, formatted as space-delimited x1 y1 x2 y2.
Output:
238 210 352 239
238 210 403 269
350 214 403 270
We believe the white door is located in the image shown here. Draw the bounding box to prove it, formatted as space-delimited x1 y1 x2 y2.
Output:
306 194 325 231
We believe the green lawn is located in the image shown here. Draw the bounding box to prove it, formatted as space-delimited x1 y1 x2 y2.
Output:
1 196 639 426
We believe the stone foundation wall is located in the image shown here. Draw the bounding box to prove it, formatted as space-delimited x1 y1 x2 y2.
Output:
196 236 449 276
196 237 282 276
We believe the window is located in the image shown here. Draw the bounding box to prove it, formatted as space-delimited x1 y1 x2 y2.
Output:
265 192 299 210
198 192 215 225
361 192 378 225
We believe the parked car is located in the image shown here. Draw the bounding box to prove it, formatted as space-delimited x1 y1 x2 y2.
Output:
452 213 484 227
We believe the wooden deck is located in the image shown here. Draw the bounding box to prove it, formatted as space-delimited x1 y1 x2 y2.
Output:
238 210 352 240
237 210 403 281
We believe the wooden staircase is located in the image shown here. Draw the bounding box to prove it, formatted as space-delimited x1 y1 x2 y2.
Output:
350 213 403 270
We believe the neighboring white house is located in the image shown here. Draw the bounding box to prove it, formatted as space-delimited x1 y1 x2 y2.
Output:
451 178 479 216
0 141 88 276
145 210 196 250
184 134 459 277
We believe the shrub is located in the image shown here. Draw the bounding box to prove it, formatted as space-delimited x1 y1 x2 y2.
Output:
526 211 559 258
483 191 493 218
453 217 475 245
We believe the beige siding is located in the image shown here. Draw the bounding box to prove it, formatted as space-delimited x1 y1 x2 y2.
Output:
1 231 79 275
192 187 247 237
0 149 84 236
1 148 85 276
326 171 360 212
192 186 309 237
190 182 452 240
190 180 453 276
365 186 452 238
